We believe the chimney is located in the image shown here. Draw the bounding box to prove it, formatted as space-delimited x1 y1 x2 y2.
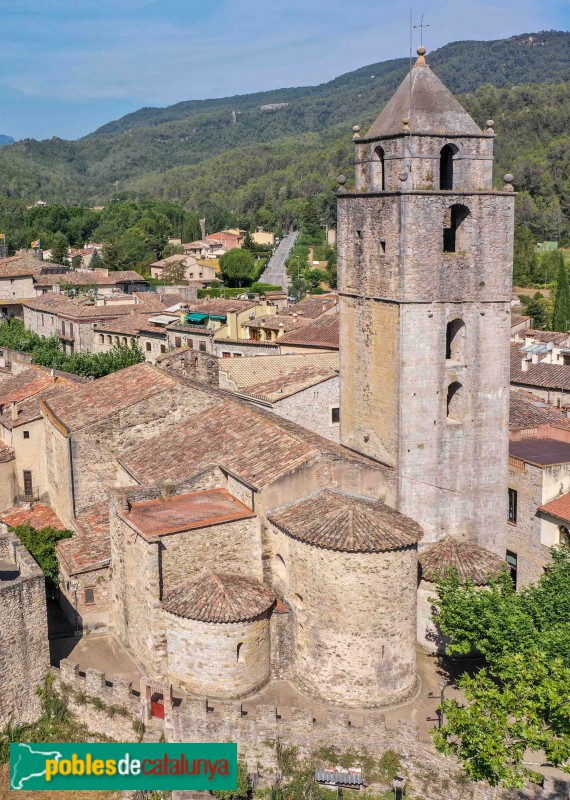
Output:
11 402 18 421
521 359 529 372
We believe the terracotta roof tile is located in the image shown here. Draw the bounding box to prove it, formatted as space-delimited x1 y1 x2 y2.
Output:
539 492 570 524
221 352 339 392
509 438 570 466
120 489 255 540
94 314 165 336
0 503 66 530
277 315 339 349
34 270 146 287
163 572 275 622
285 296 338 319
268 489 422 552
0 442 14 463
420 538 506 585
510 391 570 431
57 504 110 574
524 329 570 345
119 400 317 490
0 369 56 407
511 314 531 328
0 254 44 278
244 367 338 403
511 348 570 390
1 379 78 429
43 362 179 433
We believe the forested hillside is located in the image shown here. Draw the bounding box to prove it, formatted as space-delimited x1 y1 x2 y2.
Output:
0 31 569 240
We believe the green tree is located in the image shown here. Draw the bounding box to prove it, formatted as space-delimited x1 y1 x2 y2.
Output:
89 249 103 268
162 258 187 284
242 230 256 252
102 240 121 269
526 291 551 329
11 523 73 589
513 225 538 287
50 233 69 265
552 256 570 332
431 549 570 787
220 248 256 286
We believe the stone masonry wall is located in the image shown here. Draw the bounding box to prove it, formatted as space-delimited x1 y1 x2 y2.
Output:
272 377 340 443
0 529 49 727
165 611 271 698
505 459 550 588
56 658 570 800
269 524 418 708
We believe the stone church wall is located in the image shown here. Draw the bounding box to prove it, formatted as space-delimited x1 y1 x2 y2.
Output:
269 523 418 707
165 611 272 698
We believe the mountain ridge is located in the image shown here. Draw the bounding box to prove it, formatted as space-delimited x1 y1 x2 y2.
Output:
0 29 569 214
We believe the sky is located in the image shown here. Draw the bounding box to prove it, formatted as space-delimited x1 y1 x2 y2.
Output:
0 0 568 141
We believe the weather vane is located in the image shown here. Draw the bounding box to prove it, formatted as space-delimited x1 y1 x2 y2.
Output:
413 14 430 46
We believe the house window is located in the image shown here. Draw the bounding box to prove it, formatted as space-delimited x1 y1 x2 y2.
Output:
199 341 207 352
508 488 517 524
187 339 193 349
99 334 104 344
84 587 95 605
160 344 166 354
331 407 340 424
61 321 66 335
379 240 386 255
559 526 570 547
443 204 469 253
506 550 518 588
69 323 74 337
23 431 30 440
106 335 112 344
10 279 14 284
175 337 182 348
146 342 152 352
440 144 458 190
222 351 231 358
237 643 245 664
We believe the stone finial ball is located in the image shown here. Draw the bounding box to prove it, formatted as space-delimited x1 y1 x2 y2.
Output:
352 125 361 133
503 173 514 183
402 116 410 125
417 46 426 56
486 120 494 128
399 171 408 182
337 174 347 186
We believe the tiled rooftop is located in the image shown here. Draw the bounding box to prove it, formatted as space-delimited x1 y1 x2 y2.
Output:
34 270 146 287
221 352 339 391
524 329 570 345
57 504 110 574
119 489 255 540
162 572 275 623
510 391 570 431
511 314 531 328
511 346 570 390
0 504 66 530
0 254 44 278
94 313 165 336
268 489 422 552
1 379 77 429
244 315 302 332
539 491 570 524
244 366 338 403
119 401 318 490
42 362 179 433
509 438 570 466
277 314 339 349
0 369 56 407
0 442 14 463
285 296 338 319
420 538 505 585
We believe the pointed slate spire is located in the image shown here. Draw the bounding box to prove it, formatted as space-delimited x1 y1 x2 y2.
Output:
364 47 482 139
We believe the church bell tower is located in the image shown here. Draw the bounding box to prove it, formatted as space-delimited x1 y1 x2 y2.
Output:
337 47 515 553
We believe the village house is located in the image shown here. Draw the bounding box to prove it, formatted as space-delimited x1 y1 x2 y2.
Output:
511 343 570 407
92 314 170 360
150 255 217 285
0 367 83 507
33 268 149 296
506 391 570 587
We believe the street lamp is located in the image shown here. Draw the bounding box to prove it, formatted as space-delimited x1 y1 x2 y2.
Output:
428 680 448 728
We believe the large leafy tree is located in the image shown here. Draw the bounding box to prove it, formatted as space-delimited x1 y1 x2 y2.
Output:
431 550 570 787
220 248 256 287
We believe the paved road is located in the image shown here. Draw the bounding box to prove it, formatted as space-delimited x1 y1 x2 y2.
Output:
259 231 298 290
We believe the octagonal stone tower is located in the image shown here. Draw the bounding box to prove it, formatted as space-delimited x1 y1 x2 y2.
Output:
337 47 515 554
